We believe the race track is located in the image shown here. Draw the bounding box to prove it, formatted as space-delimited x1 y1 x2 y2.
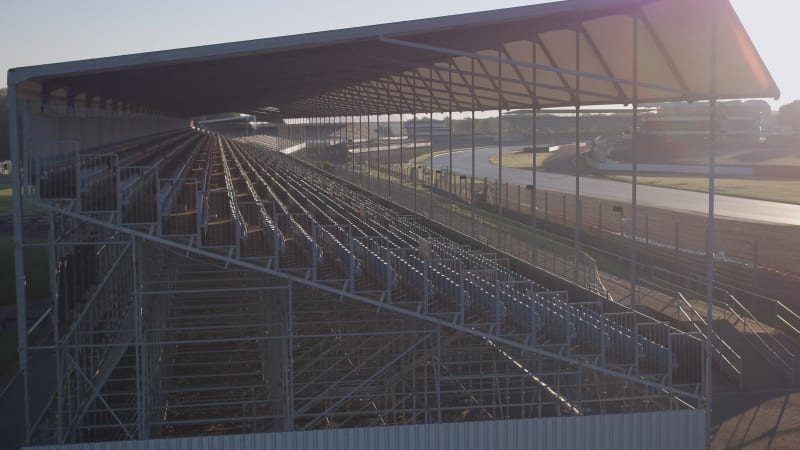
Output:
428 147 800 226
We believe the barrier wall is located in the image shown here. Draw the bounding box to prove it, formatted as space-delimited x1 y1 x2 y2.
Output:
25 410 705 450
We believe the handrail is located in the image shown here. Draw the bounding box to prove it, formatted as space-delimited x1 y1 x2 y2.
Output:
727 293 795 359
676 294 743 389
26 307 53 337
238 145 320 263
217 138 249 241
726 292 795 382
778 315 800 337
226 141 285 253
158 134 205 213
777 301 800 324
775 301 800 346
643 274 800 377
676 293 708 327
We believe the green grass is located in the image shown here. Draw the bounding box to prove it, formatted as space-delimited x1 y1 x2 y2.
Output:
405 149 451 165
606 174 800 205
488 151 551 169
0 183 11 214
0 237 50 305
491 153 800 205
0 183 43 215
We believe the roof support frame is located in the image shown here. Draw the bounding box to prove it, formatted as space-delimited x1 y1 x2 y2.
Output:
636 12 692 97
354 65 471 109
375 77 419 113
378 34 691 97
473 50 510 108
9 0 777 118
391 71 505 112
363 78 423 112
429 61 477 111
577 23 629 101
354 83 402 115
396 70 508 110
411 66 474 111
444 58 481 109
499 46 537 101
363 51 623 106
409 67 449 112
534 34 578 104
313 83 408 115
320 71 442 116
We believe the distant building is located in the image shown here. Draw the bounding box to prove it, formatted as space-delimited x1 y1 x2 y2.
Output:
403 118 450 137
639 100 769 147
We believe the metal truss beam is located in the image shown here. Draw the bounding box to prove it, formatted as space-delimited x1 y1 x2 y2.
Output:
26 199 700 401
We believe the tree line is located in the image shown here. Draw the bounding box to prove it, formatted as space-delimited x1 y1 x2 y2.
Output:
779 100 800 131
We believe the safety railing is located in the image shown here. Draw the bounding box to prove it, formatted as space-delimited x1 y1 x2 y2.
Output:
675 293 743 389
725 292 797 384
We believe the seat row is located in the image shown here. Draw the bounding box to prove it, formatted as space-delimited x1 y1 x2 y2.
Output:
234 145 675 375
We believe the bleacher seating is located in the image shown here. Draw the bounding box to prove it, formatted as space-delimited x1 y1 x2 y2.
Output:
37 130 696 433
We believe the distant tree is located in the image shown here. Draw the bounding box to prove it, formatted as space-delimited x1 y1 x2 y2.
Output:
778 100 800 131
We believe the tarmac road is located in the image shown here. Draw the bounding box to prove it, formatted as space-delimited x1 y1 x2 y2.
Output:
429 147 800 226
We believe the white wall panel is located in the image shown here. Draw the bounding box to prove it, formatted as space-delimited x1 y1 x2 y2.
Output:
25 410 705 450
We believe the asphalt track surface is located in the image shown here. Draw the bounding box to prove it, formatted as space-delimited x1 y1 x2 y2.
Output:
430 147 800 226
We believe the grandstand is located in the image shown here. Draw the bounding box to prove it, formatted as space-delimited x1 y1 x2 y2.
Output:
5 0 779 449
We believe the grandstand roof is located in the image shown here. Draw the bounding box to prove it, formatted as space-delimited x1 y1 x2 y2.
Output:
8 0 779 118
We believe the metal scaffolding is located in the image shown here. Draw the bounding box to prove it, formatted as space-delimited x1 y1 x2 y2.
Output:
5 1 780 448
10 122 706 445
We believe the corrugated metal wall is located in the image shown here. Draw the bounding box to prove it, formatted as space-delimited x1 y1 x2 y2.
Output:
25 410 705 450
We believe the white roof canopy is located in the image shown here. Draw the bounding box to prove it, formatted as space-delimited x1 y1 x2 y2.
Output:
8 0 778 119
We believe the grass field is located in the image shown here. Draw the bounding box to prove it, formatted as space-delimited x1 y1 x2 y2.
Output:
405 149 454 165
0 183 43 215
0 237 50 304
486 153 800 205
0 183 11 214
1 181 52 303
488 151 551 169
605 174 800 205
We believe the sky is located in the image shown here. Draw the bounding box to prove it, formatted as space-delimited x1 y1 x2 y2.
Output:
2 0 799 108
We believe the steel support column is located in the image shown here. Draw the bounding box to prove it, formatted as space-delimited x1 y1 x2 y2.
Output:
376 114 382 197
48 210 63 443
428 100 434 220
574 30 582 284
133 238 148 438
399 113 404 196
631 17 640 307
387 113 391 200
469 108 476 236
529 41 539 266
367 115 371 191
497 108 503 248
705 0 720 444
413 112 418 212
8 83 31 443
